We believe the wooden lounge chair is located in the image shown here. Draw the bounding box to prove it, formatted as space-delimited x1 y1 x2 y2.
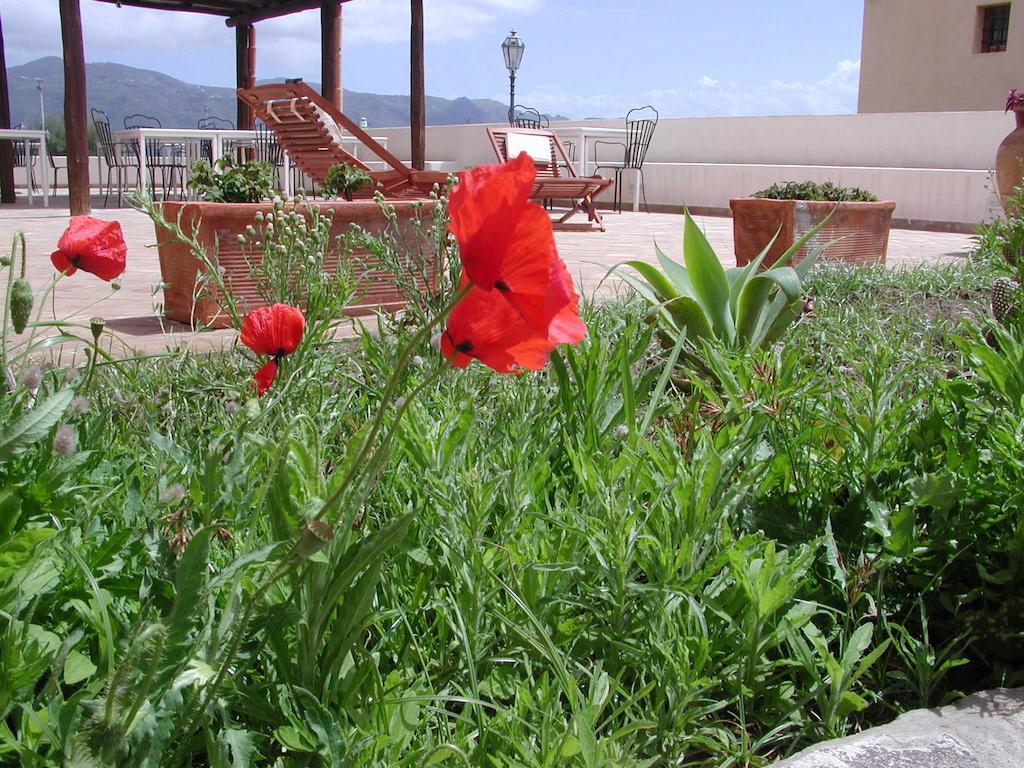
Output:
487 126 613 231
237 81 448 198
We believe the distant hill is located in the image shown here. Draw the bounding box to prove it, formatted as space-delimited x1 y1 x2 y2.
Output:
6 56 540 131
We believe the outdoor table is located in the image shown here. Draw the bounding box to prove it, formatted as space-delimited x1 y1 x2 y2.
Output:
554 126 643 212
0 128 50 207
113 127 260 197
114 127 389 198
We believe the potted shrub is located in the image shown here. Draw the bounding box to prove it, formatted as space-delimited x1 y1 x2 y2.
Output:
321 163 373 201
149 156 438 328
730 181 896 268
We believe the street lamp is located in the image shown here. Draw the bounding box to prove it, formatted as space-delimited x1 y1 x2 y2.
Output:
501 29 525 123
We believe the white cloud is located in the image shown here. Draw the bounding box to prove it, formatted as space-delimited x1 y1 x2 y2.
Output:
520 59 861 120
1 0 543 85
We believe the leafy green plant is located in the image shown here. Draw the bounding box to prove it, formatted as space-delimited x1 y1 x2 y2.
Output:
614 210 822 359
752 181 878 202
322 162 373 201
187 155 277 203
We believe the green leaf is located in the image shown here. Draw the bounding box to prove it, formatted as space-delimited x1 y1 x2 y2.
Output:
664 296 714 342
682 210 734 342
63 650 97 686
613 260 680 304
838 690 869 716
0 527 57 582
654 240 697 299
155 528 212 690
0 388 75 462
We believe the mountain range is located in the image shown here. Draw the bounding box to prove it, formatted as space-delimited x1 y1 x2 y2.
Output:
7 56 537 132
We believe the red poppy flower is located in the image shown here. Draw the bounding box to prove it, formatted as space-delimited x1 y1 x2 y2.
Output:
448 152 579 336
50 216 127 281
240 303 305 395
441 284 560 373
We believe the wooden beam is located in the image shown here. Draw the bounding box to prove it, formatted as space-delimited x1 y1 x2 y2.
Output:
0 8 15 204
410 0 425 171
59 0 90 215
236 24 256 129
226 0 322 27
321 1 342 112
92 0 241 17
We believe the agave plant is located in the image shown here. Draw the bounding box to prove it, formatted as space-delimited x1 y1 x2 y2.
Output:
613 209 830 354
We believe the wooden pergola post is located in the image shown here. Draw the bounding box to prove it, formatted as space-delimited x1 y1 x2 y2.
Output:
321 1 342 111
236 24 256 129
0 9 15 204
59 0 90 214
410 0 425 170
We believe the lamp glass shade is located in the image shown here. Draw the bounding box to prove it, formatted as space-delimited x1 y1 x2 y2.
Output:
502 30 525 72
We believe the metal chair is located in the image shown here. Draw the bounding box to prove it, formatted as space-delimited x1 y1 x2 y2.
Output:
11 139 37 193
124 113 185 198
92 108 141 206
593 105 658 213
511 106 549 129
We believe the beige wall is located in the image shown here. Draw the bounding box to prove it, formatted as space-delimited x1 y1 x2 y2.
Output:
369 110 1011 226
859 0 1024 112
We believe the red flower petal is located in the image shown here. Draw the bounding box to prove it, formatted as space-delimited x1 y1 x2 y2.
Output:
240 303 305 357
253 359 279 396
448 153 583 338
441 284 563 373
50 250 78 276
53 216 127 281
449 152 536 290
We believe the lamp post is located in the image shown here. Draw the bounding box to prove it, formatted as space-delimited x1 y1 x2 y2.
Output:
36 78 45 129
501 29 524 124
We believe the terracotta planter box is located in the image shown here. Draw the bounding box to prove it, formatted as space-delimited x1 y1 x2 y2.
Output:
155 200 438 328
729 198 896 268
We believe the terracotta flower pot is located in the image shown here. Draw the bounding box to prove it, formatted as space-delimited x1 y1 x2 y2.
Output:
729 198 896 268
155 200 438 328
995 111 1024 209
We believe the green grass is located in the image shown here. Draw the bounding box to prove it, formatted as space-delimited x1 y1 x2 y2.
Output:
0 252 1021 767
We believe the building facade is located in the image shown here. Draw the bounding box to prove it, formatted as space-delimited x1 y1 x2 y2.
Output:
859 0 1024 112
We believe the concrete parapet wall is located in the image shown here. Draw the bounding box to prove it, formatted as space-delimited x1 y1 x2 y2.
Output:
371 110 1012 228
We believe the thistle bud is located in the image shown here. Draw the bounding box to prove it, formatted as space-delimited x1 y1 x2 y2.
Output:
10 277 33 334
90 317 105 343
53 424 77 455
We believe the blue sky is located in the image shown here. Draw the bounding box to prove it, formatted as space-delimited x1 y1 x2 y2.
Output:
2 0 865 118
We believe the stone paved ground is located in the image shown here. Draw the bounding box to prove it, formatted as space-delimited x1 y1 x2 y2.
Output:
0 196 975 356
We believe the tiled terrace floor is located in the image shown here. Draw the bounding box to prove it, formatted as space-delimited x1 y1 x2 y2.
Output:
0 198 974 356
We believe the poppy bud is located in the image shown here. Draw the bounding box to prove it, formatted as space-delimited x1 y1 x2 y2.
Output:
298 519 335 560
0 255 10 267
10 277 33 334
110 280 122 291
90 316 105 342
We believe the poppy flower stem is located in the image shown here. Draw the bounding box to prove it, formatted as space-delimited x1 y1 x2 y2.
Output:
313 283 472 524
334 352 458 526
176 286 470 756
15 272 64 370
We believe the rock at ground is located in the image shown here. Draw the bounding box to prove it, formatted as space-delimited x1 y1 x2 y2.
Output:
773 688 1024 768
